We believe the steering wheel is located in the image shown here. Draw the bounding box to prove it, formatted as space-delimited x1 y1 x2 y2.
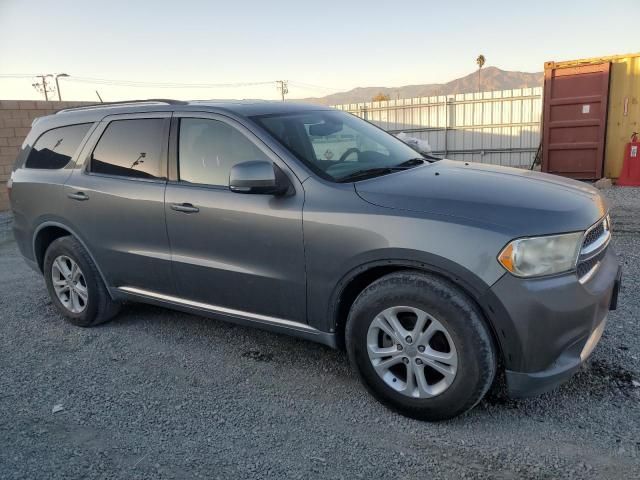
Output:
338 147 360 162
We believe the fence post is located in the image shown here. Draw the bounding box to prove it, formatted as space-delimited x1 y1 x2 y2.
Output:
444 96 453 157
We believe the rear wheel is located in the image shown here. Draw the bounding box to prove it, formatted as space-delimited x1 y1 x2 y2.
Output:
346 271 496 421
43 236 120 327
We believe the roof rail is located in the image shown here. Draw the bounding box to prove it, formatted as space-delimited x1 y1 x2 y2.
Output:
55 99 188 114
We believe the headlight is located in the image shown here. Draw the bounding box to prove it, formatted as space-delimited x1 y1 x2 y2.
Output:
498 232 583 277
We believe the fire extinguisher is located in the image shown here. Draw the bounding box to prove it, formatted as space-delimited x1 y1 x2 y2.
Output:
617 132 640 186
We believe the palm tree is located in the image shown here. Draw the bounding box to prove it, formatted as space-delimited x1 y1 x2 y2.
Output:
476 55 486 92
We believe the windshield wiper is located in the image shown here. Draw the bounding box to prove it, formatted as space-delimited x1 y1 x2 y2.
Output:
337 161 429 183
336 158 431 183
400 155 443 164
395 158 425 167
336 167 400 183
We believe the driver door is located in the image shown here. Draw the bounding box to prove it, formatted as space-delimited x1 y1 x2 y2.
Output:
164 113 307 323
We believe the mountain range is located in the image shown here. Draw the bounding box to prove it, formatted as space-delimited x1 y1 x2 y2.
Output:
296 67 542 105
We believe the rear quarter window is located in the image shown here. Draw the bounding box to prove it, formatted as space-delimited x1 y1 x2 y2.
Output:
25 123 92 169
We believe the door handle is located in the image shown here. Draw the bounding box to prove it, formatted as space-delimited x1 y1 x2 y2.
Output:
170 202 199 213
67 191 89 201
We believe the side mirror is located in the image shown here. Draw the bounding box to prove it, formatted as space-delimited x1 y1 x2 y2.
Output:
229 161 289 195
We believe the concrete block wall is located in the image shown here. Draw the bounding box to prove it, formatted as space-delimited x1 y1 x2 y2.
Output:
0 100 90 211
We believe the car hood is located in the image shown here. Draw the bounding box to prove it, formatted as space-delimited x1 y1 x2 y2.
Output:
355 160 607 236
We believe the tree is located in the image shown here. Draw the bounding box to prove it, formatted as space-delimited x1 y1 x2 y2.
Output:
372 93 391 102
476 54 486 92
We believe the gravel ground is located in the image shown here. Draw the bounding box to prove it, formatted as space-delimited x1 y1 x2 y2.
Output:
1 187 639 480
0 212 12 243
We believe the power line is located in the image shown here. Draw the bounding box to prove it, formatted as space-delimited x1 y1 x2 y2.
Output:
0 74 277 89
65 76 277 89
1 73 344 91
0 73 41 78
288 81 342 92
1 73 348 100
1 73 67 100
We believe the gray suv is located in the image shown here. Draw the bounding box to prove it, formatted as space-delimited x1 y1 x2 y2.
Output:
9 100 621 421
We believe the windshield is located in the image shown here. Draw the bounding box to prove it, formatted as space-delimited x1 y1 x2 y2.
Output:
251 110 425 182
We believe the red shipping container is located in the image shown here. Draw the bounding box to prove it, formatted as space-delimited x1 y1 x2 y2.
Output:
542 62 611 180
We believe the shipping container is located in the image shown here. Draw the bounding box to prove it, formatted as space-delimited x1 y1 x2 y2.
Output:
541 62 610 179
542 53 640 180
605 54 640 178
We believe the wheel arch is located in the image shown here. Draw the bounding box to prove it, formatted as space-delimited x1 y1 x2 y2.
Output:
32 221 113 299
329 257 506 362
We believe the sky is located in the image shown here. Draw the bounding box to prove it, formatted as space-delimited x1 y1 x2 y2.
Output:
0 0 638 102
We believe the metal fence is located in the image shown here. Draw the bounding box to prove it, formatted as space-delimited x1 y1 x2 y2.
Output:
333 87 542 168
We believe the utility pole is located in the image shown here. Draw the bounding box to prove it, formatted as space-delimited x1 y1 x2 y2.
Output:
276 80 288 102
32 74 54 101
55 73 69 101
39 75 50 101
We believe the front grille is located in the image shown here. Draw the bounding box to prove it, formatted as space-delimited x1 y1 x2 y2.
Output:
583 222 605 248
577 249 607 278
576 215 611 283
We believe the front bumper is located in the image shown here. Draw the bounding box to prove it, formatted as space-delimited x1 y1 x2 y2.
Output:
482 247 621 398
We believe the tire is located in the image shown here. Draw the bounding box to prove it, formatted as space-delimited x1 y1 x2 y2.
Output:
345 271 496 421
43 236 120 327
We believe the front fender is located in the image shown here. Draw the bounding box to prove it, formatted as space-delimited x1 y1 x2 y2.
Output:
327 248 496 327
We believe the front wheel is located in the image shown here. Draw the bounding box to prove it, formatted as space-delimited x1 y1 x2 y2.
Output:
345 271 496 421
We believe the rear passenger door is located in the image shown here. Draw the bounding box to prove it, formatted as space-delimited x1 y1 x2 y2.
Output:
164 112 307 323
64 112 174 295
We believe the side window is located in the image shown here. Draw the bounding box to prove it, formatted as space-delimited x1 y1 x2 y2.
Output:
91 119 165 180
25 123 91 169
178 118 269 186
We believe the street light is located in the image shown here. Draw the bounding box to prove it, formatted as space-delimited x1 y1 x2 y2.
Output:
55 73 69 101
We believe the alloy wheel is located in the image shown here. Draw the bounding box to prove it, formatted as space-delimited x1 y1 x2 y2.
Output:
51 255 88 314
366 306 458 398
